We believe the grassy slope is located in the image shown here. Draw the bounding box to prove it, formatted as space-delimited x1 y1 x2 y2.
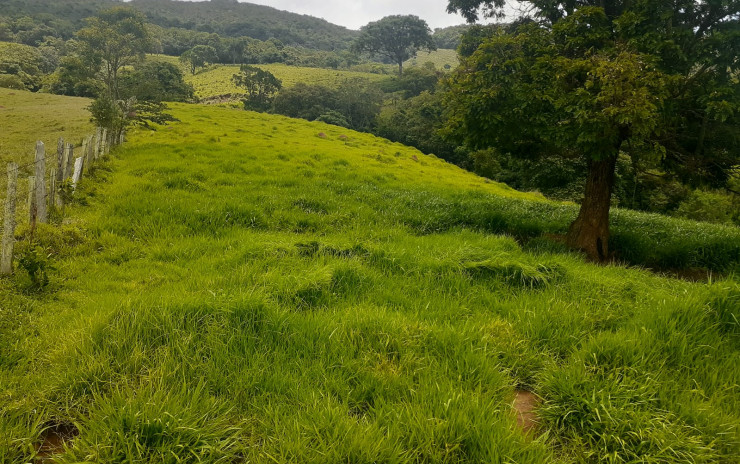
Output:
405 49 459 69
0 88 93 207
1 100 738 463
150 56 389 99
151 55 455 100
0 88 93 167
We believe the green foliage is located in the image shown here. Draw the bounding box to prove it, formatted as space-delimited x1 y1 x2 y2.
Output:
353 15 437 75
376 91 465 165
120 61 193 102
272 78 383 131
444 0 740 259
432 24 471 49
0 42 46 90
232 64 282 111
0 73 25 90
88 94 126 132
674 189 740 226
76 6 151 99
45 55 103 97
379 66 441 98
15 245 52 293
179 44 217 75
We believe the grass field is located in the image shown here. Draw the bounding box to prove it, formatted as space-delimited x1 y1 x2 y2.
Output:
0 88 93 167
1 94 738 462
150 56 389 99
0 88 94 208
149 54 453 100
405 49 459 69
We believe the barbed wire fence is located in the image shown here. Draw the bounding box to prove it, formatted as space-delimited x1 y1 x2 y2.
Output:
1 127 124 275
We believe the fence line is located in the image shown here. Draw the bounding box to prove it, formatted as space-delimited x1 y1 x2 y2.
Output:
0 127 125 276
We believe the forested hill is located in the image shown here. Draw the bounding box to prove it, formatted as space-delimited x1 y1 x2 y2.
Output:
0 0 358 50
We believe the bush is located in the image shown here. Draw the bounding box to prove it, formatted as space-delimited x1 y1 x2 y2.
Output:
272 79 383 132
0 42 45 90
0 73 25 90
120 61 194 102
674 189 739 225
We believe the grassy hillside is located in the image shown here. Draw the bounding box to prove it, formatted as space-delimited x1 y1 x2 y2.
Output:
405 49 459 70
0 88 93 167
1 98 738 462
171 62 388 100
0 88 93 207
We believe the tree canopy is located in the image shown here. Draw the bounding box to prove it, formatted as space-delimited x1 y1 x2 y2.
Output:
444 0 740 261
76 6 151 99
353 15 437 76
179 45 218 75
232 65 282 111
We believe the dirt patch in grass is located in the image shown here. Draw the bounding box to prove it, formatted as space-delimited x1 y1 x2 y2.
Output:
513 390 540 433
35 422 78 463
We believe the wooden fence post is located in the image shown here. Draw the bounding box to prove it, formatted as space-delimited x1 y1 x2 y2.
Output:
85 135 94 169
34 141 47 223
27 175 36 224
55 138 64 207
94 127 102 160
1 163 18 275
101 129 108 156
49 168 56 212
81 137 88 171
72 157 84 191
64 144 74 180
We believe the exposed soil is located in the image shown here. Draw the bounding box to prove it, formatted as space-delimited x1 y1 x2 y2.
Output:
513 390 539 433
34 422 78 463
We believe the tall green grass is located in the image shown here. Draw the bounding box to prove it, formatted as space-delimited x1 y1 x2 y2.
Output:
1 102 738 463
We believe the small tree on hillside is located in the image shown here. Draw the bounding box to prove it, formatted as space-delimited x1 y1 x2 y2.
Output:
352 15 436 76
76 7 150 100
232 65 282 111
180 45 218 75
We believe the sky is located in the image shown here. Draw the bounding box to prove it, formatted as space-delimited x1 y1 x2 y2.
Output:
183 0 489 30
245 0 470 30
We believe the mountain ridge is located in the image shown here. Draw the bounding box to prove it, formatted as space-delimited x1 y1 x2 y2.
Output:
0 0 359 50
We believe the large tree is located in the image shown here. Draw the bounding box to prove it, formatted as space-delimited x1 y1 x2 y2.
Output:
444 0 740 261
76 7 151 100
353 15 437 76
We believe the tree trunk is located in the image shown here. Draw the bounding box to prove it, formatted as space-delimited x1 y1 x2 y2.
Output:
398 60 403 77
566 156 618 262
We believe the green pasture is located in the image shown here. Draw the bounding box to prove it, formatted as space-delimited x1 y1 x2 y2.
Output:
405 49 459 69
0 98 738 463
154 59 388 99
0 88 93 167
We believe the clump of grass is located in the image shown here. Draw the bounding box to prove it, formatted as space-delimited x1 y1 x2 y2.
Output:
463 258 563 288
59 382 247 463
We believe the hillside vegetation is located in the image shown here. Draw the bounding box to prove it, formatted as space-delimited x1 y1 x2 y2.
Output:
1 95 738 463
0 0 357 50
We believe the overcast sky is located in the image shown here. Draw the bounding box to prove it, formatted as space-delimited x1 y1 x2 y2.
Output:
178 0 488 30
247 0 472 30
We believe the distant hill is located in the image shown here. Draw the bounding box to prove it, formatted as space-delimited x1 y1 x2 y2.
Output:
0 0 358 50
